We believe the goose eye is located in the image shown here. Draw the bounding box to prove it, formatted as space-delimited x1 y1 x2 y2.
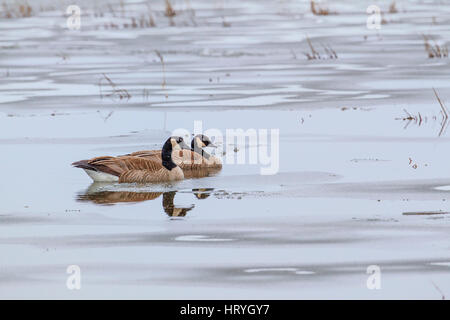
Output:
177 137 183 143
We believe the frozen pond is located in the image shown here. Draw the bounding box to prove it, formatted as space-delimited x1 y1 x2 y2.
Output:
1 0 450 299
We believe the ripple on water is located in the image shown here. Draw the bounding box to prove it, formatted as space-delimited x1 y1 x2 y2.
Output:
174 235 234 242
244 268 315 275
430 262 450 267
434 185 450 191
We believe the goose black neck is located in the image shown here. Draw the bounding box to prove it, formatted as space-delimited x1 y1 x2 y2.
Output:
192 138 211 160
192 145 211 160
161 139 177 171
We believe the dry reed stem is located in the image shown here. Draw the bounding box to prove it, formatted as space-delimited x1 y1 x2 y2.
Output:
396 89 449 136
433 88 449 136
99 74 131 101
389 1 398 13
303 36 337 60
310 0 330 16
2 1 33 18
155 50 166 90
431 281 446 300
423 35 448 58
165 0 176 17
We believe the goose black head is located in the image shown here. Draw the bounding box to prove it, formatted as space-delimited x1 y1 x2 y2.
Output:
191 134 216 151
172 136 190 150
162 136 189 170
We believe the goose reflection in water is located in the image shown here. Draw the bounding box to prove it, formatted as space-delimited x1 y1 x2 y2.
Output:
77 184 214 217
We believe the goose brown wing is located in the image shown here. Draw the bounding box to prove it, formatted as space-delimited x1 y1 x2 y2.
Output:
74 156 163 177
123 150 161 159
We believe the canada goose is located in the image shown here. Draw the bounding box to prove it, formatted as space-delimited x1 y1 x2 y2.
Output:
72 136 189 183
126 135 222 172
190 134 222 168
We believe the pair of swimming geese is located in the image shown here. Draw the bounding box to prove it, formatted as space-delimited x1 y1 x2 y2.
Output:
72 135 222 183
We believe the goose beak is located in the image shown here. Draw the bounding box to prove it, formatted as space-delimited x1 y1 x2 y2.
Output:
209 143 218 148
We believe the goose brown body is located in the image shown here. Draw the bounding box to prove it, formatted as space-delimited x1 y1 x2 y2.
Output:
72 137 187 183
